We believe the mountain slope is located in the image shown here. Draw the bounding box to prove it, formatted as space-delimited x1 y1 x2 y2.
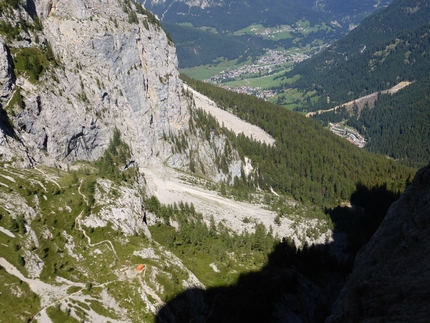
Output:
286 0 430 103
281 0 430 168
162 22 259 68
144 0 392 29
2 0 186 167
0 0 421 322
0 0 246 182
182 75 414 206
142 0 392 68
347 78 430 168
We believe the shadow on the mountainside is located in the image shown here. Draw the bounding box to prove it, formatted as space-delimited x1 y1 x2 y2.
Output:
326 183 401 255
25 0 37 18
0 108 17 139
155 183 401 323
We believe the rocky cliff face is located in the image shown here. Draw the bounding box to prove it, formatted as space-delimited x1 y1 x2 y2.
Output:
17 0 187 167
0 0 239 179
0 40 20 162
327 163 430 322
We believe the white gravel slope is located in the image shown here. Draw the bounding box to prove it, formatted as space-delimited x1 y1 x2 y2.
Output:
143 166 294 238
185 84 276 146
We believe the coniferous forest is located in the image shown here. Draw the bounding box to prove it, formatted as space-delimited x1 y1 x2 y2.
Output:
307 21 430 168
289 21 430 111
272 0 430 169
282 0 430 104
182 75 415 207
345 82 430 169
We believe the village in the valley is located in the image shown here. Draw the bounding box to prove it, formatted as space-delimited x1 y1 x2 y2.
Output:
206 49 311 98
203 21 330 98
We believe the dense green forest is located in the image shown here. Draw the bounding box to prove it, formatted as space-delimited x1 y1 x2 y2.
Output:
151 0 333 32
345 82 430 168
162 19 336 68
277 0 430 107
155 0 342 68
146 0 393 68
306 21 430 168
182 75 415 207
163 21 327 68
313 85 430 169
306 24 430 110
297 0 392 18
266 0 430 169
146 0 391 32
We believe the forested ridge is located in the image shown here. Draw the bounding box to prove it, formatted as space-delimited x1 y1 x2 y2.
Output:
182 75 415 207
268 0 430 169
290 22 430 111
152 0 332 32
162 22 264 68
345 82 430 169
154 0 360 68
306 21 430 168
279 0 430 109
161 12 337 68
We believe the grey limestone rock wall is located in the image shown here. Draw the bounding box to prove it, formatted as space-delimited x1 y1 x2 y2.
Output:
0 40 14 103
0 0 242 179
0 1 178 165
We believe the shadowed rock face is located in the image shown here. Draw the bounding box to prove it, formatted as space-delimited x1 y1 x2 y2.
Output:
327 163 430 322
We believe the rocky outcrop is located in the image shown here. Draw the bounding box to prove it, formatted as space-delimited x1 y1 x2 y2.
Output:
0 40 14 104
81 177 149 237
327 163 430 322
0 0 242 179
0 38 30 166
31 0 54 18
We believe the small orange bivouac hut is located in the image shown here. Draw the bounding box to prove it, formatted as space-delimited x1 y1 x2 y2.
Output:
136 264 145 272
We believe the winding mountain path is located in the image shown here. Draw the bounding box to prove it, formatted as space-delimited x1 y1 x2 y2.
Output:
76 180 119 261
34 167 61 189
